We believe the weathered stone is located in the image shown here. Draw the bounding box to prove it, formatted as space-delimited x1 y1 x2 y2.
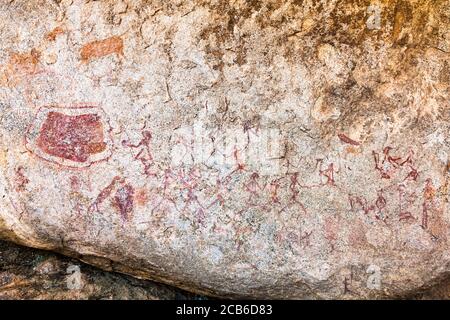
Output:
0 0 449 299
0 240 204 300
3 239 450 300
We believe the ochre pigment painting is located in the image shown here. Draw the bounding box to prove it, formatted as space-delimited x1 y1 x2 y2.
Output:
0 0 449 303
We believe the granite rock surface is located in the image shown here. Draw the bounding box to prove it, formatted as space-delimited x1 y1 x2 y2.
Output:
0 0 449 299
0 240 204 300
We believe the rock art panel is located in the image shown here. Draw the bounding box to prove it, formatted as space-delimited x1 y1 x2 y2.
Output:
0 0 449 299
0 240 205 300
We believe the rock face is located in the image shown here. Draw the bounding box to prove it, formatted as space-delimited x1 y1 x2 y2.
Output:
0 240 204 300
0 0 449 299
3 240 450 301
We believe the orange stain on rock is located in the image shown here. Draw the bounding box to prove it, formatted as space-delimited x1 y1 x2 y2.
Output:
36 112 107 163
338 133 360 146
0 49 40 87
46 27 64 41
345 146 360 155
80 36 124 62
134 188 149 206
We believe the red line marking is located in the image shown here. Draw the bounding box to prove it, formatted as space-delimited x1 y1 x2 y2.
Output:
338 133 360 146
